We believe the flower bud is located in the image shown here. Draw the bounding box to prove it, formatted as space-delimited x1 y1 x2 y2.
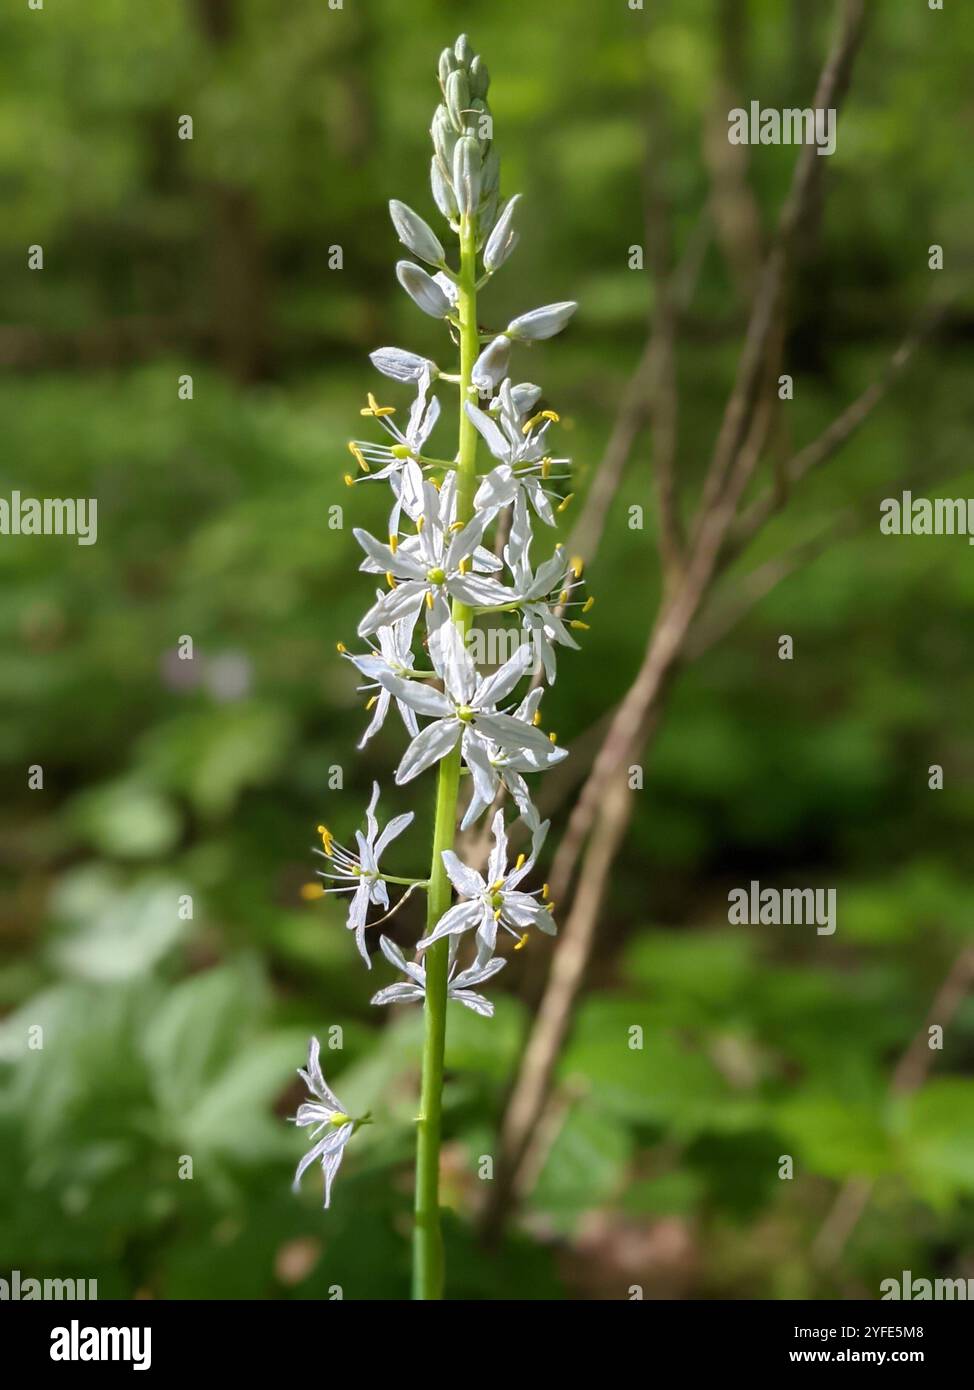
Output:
369 347 439 384
445 69 470 132
472 335 511 393
469 54 490 99
431 104 457 175
453 33 473 67
510 382 543 416
388 200 445 266
483 194 521 271
506 301 578 342
430 158 458 221
453 136 482 217
396 261 453 319
438 48 456 87
480 147 500 196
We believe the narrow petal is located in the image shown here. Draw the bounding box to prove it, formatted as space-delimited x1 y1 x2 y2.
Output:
395 718 461 783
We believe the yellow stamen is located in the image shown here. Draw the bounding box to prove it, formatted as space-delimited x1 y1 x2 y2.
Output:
542 882 550 900
365 695 379 711
493 908 502 921
360 392 396 418
514 932 529 951
347 441 370 473
531 709 542 727
389 534 398 553
425 589 433 609
549 731 558 744
541 409 560 423
583 596 595 612
570 619 590 631
557 492 575 513
514 853 526 871
300 882 325 901
386 571 397 588
336 641 347 653
458 556 470 574
570 555 584 578
343 473 355 487
417 514 426 532
522 411 547 434
558 590 569 605
317 825 334 855
489 879 504 893
449 519 465 532
541 457 552 479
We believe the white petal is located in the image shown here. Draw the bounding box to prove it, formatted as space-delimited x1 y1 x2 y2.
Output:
441 849 485 899
395 719 461 784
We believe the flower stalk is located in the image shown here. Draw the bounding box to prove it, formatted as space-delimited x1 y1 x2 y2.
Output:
290 33 582 1301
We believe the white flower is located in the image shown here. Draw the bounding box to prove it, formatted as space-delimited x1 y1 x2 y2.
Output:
314 782 414 967
507 543 584 684
370 934 506 1017
466 380 571 527
291 1036 358 1209
347 377 440 482
459 684 553 830
342 620 421 747
354 479 511 636
365 617 566 788
418 811 556 956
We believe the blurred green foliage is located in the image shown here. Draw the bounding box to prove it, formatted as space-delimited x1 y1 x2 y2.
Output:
1 0 973 1299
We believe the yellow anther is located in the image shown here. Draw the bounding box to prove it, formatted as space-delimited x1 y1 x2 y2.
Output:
365 695 379 711
514 932 529 951
417 514 426 532
300 882 325 901
522 411 546 434
386 571 397 588
541 457 552 479
531 709 542 727
347 441 369 472
557 492 575 513
570 555 584 578
541 409 560 423
343 473 355 487
570 619 590 631
449 519 465 532
336 641 347 653
514 853 526 871
558 590 569 605
425 589 434 609
493 908 502 921
489 879 504 893
549 731 558 744
582 595 595 612
542 882 550 900
458 556 470 574
389 534 398 553
317 825 334 855
361 392 396 418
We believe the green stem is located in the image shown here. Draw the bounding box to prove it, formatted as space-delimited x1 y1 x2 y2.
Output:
412 212 480 1301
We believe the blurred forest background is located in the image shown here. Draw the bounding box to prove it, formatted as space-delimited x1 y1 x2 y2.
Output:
2 0 973 1300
